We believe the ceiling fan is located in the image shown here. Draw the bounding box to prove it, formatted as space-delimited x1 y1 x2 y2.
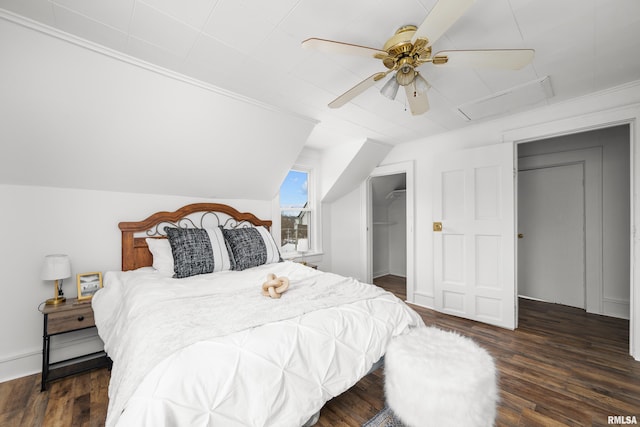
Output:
301 0 534 115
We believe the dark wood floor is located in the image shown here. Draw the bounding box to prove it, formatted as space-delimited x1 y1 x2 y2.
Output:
1 275 638 426
374 273 407 301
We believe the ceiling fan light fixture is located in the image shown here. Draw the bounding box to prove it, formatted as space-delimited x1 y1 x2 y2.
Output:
396 68 415 86
395 57 415 86
305 0 534 114
380 75 400 100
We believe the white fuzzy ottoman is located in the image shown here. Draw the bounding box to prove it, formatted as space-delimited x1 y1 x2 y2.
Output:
384 327 497 427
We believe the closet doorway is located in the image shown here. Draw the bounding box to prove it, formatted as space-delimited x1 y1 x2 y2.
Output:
517 124 631 320
364 162 414 302
371 174 406 278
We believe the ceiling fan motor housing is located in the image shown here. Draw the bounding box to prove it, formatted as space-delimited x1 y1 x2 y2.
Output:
383 25 418 57
381 25 433 86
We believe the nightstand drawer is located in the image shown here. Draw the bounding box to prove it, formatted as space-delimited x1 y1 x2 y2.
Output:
47 306 95 334
41 297 108 391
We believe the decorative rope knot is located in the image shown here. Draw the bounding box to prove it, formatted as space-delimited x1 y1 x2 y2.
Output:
261 273 290 299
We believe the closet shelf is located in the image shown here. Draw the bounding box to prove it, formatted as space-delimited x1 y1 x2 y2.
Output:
373 221 397 226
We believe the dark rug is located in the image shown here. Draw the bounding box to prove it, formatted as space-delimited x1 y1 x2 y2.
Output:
362 405 406 427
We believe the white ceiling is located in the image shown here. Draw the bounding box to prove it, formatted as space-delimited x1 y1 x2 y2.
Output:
1 0 640 149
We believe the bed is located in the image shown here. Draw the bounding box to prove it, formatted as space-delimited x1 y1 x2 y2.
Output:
92 203 423 427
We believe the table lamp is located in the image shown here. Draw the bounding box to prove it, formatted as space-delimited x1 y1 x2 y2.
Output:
41 254 71 305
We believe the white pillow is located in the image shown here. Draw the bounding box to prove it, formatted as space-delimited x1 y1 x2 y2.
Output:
204 227 232 272
145 238 174 276
256 226 281 265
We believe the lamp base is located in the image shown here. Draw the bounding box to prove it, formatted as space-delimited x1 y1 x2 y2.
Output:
45 296 66 306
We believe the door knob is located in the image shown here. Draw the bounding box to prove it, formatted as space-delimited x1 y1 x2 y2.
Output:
433 222 443 232
518 233 524 239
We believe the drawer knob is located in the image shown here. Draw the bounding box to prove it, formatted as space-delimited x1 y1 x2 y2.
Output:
77 315 85 322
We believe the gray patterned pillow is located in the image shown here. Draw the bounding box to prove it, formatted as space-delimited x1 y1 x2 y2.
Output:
222 227 270 271
164 227 214 278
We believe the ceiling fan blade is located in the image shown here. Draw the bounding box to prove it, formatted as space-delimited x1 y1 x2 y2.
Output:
328 72 388 109
302 38 387 59
432 49 535 69
404 85 430 116
412 0 475 47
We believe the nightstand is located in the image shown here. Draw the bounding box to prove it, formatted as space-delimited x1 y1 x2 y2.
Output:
40 298 110 391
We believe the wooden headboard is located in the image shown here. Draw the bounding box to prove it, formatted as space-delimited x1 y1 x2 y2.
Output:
118 203 272 271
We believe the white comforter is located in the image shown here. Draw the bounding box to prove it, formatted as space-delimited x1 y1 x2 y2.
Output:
92 261 423 427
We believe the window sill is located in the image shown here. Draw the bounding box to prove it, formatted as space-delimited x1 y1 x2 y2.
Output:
281 251 323 261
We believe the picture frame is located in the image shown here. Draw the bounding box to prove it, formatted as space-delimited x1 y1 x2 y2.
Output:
77 272 103 301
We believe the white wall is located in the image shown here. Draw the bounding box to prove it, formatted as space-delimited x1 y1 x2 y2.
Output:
380 83 640 300
321 139 392 203
329 186 365 280
332 80 640 359
0 184 271 382
0 17 315 201
388 197 407 277
372 205 390 278
289 144 392 274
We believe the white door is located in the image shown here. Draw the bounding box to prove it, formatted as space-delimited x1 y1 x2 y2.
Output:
518 163 585 308
433 143 516 329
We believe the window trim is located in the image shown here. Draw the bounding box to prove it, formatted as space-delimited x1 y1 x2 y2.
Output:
278 165 320 259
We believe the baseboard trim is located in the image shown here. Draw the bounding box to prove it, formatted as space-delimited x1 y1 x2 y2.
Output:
373 270 390 279
0 352 41 383
603 298 630 320
0 335 104 383
411 292 435 309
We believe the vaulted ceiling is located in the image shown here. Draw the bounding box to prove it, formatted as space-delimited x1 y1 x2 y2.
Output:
2 0 639 149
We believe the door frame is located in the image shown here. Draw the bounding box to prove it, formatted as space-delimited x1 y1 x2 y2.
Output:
503 104 640 361
363 161 415 302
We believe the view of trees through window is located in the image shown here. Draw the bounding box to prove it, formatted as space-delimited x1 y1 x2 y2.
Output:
280 170 310 254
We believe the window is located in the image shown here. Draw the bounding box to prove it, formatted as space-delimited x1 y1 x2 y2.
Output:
279 169 313 255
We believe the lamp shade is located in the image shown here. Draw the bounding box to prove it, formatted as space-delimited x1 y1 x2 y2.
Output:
396 64 415 86
297 239 309 253
380 76 400 100
41 254 71 280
